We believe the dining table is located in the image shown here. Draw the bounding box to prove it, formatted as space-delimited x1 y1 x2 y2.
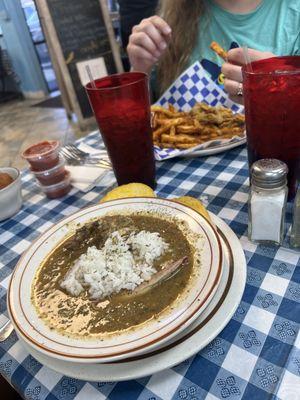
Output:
0 131 299 400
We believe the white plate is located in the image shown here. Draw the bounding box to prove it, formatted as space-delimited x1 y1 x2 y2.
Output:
182 136 246 158
88 130 246 160
8 198 223 363
154 135 246 160
19 214 246 381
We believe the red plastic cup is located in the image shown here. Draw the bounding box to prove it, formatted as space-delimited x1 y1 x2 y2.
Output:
242 56 300 199
22 140 60 171
85 72 156 188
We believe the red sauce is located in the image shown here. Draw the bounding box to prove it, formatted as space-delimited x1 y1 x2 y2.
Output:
35 169 67 186
22 140 60 171
45 183 71 199
42 171 71 199
24 141 55 157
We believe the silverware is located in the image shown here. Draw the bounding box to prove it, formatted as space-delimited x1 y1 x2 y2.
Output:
65 143 106 156
60 148 112 169
63 144 110 165
0 320 14 342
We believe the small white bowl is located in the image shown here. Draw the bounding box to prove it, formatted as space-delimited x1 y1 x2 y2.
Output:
0 167 22 221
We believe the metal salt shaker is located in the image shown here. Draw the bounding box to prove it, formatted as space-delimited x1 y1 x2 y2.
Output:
248 159 288 245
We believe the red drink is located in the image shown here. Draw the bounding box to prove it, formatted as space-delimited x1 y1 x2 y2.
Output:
86 72 155 188
242 56 300 199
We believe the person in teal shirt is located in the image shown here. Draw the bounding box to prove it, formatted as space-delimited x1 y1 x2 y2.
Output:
127 0 300 103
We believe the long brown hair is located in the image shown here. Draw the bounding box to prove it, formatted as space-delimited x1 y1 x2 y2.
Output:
157 0 205 94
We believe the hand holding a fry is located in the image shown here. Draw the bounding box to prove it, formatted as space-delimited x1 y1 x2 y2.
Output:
222 48 274 104
127 16 172 75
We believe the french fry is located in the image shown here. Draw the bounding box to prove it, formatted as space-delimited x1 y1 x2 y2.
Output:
156 118 170 125
210 41 227 60
153 124 171 140
176 125 201 134
167 117 187 125
220 127 244 137
153 118 186 140
151 105 183 118
168 104 176 113
161 134 202 144
151 112 158 129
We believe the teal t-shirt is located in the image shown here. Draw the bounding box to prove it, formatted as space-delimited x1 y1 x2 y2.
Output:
190 0 300 86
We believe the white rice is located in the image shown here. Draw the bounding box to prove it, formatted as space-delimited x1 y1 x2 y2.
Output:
60 230 169 300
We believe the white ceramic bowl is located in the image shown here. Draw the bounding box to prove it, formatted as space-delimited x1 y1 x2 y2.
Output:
8 198 223 363
17 215 247 382
0 167 22 221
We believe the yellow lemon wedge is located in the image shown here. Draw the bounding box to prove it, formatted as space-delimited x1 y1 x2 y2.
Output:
173 196 211 221
99 183 156 203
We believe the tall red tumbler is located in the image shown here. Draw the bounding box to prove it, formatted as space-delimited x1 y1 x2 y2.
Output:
86 72 156 188
242 56 300 199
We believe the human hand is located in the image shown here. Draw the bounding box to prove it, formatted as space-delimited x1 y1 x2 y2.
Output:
127 16 172 75
222 48 274 104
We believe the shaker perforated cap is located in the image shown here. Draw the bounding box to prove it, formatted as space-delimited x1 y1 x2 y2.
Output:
251 159 288 189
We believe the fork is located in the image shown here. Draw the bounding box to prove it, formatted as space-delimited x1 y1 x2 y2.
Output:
61 149 110 165
60 144 111 166
61 148 111 165
64 144 109 163
0 319 14 342
60 149 112 169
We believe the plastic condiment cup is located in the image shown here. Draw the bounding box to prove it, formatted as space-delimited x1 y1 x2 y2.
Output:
39 171 71 199
22 140 60 171
31 155 66 186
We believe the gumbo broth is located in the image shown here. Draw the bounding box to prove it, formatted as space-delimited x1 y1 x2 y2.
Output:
32 215 194 339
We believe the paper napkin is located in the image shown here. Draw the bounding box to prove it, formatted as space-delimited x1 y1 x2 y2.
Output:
65 143 114 192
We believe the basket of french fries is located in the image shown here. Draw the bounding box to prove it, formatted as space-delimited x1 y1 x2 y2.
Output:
152 57 246 161
152 102 245 149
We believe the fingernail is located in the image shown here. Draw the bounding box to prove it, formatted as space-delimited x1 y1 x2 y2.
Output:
160 42 167 50
164 27 172 35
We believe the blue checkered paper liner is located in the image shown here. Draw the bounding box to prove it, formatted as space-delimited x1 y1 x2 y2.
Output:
154 61 245 161
0 131 299 400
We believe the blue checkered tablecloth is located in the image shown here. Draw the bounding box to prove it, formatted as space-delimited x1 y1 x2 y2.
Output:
0 132 299 400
